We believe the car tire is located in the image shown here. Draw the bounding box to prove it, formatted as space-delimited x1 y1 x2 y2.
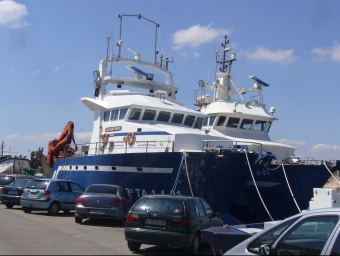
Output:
127 241 141 251
75 217 82 224
22 207 32 213
5 203 14 209
48 202 60 215
186 233 200 255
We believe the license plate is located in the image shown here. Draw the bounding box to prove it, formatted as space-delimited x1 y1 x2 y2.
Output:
145 219 166 226
8 191 18 195
90 209 105 214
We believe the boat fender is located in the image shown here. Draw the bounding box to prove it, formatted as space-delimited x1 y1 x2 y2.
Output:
102 133 109 144
255 151 276 166
126 132 136 146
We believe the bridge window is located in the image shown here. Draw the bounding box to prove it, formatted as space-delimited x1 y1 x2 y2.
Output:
110 109 119 121
264 122 272 132
240 119 253 129
226 117 240 128
104 111 110 122
253 120 267 131
216 116 226 126
157 111 171 122
142 109 156 121
203 117 208 126
129 108 142 120
171 113 184 124
119 108 128 120
209 116 216 126
194 117 204 129
184 115 195 127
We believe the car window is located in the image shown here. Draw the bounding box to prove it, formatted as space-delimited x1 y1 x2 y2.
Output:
273 215 339 255
86 185 118 194
187 200 196 217
195 199 206 216
70 182 84 193
26 180 49 189
57 182 70 192
248 217 300 254
200 199 213 215
10 179 30 187
0 176 15 185
133 198 184 215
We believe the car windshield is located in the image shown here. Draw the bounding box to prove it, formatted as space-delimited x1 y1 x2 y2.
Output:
86 185 118 194
0 176 15 185
132 198 184 215
9 179 31 187
25 180 49 189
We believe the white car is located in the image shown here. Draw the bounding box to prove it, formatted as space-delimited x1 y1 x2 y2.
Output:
225 207 340 255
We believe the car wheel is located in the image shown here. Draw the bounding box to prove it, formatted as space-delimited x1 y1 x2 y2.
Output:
5 203 14 209
75 217 82 224
127 241 141 251
48 202 60 215
63 210 70 214
22 207 32 213
186 233 200 255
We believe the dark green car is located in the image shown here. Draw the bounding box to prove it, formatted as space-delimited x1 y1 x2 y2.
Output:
124 194 224 255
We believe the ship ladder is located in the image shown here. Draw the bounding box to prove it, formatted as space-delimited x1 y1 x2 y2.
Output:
184 155 194 197
323 163 340 185
245 152 274 221
281 163 301 213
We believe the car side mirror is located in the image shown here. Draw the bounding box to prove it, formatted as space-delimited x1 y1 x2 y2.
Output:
259 244 271 255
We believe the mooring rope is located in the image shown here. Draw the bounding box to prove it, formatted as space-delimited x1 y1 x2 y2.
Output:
184 155 194 196
245 151 274 221
281 163 301 213
170 155 185 194
323 163 340 185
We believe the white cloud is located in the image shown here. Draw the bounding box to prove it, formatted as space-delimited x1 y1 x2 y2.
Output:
32 68 41 76
312 42 340 62
193 52 201 58
241 47 297 64
172 23 230 50
0 0 29 29
276 139 306 146
311 144 340 153
52 67 60 73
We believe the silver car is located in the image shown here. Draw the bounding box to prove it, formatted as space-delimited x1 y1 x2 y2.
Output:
75 184 131 224
225 207 340 255
21 178 84 215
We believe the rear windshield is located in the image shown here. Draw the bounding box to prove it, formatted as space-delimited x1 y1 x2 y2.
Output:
132 198 184 215
86 185 118 194
9 179 31 187
0 176 15 185
26 180 49 189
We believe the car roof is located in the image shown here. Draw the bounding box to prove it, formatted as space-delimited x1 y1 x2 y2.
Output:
139 194 202 200
30 178 70 182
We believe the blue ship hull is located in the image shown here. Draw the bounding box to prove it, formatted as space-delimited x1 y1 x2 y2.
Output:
50 151 332 225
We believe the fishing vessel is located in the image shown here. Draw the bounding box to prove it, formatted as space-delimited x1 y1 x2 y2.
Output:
196 35 340 223
49 14 339 224
0 142 30 174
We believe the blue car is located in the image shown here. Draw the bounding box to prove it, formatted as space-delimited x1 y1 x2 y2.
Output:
21 178 84 215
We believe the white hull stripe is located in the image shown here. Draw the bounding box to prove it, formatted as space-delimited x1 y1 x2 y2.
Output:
56 165 173 173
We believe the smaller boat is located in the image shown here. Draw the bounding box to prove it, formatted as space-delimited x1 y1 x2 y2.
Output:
0 141 30 174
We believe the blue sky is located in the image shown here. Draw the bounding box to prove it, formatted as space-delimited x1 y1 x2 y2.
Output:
1 0 339 161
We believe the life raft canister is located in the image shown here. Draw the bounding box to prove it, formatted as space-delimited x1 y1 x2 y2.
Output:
102 133 109 144
126 132 136 146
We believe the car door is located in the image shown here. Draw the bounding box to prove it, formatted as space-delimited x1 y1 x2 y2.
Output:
56 181 74 210
69 182 84 209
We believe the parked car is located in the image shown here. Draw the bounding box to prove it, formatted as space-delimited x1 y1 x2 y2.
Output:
21 178 84 215
1 179 32 208
124 194 224 255
75 184 131 224
0 174 34 196
225 207 340 255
